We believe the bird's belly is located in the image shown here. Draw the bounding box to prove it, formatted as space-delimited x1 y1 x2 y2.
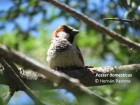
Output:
48 50 83 69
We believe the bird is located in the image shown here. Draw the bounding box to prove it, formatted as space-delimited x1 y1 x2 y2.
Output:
47 25 84 70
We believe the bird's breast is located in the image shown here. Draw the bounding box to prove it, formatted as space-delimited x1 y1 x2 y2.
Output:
47 39 84 69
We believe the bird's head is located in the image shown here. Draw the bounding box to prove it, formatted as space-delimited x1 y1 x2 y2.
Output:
52 25 79 43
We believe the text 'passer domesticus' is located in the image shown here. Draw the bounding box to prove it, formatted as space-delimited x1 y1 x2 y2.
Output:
47 25 84 70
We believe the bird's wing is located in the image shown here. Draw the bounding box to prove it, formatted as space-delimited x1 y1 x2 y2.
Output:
75 45 84 66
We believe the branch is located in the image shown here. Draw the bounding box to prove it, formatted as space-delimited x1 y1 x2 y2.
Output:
1 62 139 89
0 45 140 104
0 57 45 105
91 64 140 73
103 18 140 27
0 45 140 87
46 0 140 50
104 18 134 22
0 45 114 104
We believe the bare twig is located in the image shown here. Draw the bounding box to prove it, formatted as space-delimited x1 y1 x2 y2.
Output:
46 0 140 50
104 18 133 23
103 18 140 27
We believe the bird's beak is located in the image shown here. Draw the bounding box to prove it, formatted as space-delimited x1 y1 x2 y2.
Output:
71 29 79 36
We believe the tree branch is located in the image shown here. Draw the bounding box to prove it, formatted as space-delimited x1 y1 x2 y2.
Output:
1 62 139 89
0 45 140 104
103 18 140 27
46 0 140 50
0 45 114 104
103 18 133 23
0 45 140 87
91 64 140 73
0 57 45 105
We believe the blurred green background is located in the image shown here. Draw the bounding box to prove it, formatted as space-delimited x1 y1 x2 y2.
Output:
0 0 140 105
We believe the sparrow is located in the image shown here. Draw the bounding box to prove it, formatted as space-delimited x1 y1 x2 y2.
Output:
47 25 84 70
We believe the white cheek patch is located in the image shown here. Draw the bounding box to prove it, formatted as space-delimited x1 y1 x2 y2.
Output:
57 31 69 39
